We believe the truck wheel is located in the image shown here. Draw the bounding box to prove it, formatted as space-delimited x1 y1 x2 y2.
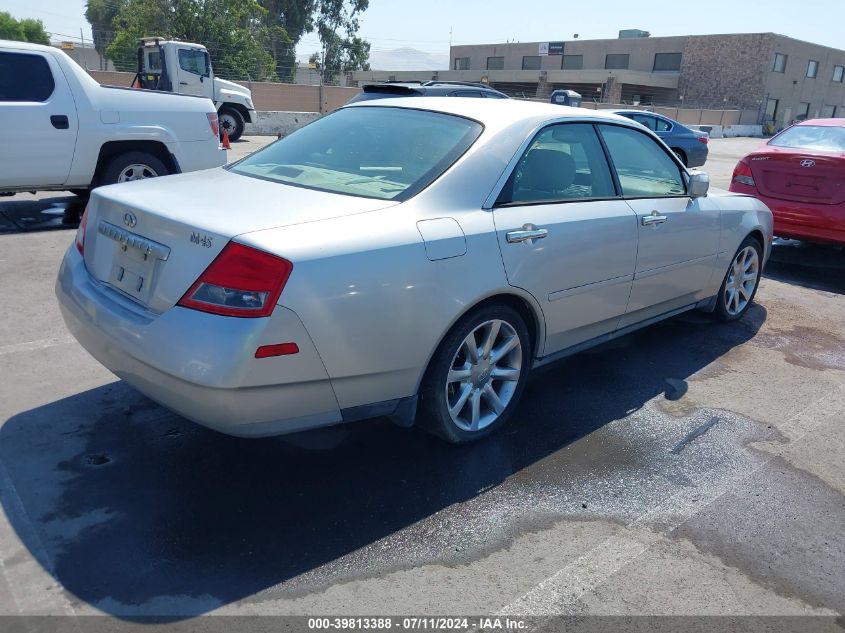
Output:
100 152 169 186
218 107 245 142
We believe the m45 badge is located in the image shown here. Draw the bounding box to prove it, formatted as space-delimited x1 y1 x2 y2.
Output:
190 232 213 248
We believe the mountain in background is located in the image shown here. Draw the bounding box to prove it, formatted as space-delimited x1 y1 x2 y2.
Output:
367 47 449 71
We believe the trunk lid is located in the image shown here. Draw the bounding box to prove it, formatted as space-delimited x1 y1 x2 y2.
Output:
82 168 397 314
748 146 845 205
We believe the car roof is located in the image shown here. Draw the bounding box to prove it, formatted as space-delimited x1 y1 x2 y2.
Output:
796 118 845 127
346 97 634 128
612 109 668 117
0 39 55 53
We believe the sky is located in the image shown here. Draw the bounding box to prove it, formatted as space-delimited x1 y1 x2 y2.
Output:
4 0 844 62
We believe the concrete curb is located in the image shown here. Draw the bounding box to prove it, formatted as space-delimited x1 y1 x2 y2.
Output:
245 111 322 136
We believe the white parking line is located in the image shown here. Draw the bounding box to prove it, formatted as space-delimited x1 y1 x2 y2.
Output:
0 337 75 357
498 386 845 615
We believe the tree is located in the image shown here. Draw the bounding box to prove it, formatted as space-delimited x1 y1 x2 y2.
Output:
312 0 370 83
258 0 315 81
0 11 50 45
85 0 126 67
105 0 280 81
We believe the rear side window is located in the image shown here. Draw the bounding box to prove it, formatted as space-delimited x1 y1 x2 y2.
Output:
598 124 686 197
499 123 616 204
0 52 54 102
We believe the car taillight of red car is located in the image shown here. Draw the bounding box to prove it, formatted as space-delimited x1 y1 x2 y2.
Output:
732 158 755 187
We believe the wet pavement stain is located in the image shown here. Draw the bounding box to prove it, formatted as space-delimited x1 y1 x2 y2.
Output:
751 325 845 371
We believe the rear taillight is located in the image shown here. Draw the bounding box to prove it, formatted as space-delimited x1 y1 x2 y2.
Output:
75 205 88 255
207 112 219 138
697 135 709 144
177 242 292 318
732 159 755 188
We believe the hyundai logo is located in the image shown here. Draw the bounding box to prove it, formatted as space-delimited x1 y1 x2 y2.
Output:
800 159 816 168
123 212 137 228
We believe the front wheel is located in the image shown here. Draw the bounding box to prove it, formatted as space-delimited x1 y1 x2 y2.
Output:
418 305 531 444
218 107 245 142
713 237 763 321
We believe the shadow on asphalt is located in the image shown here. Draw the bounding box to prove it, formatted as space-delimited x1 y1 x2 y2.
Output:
764 240 845 295
0 304 766 617
0 194 84 233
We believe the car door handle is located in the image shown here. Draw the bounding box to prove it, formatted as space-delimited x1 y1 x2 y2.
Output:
180 81 189 85
641 213 668 226
506 228 548 243
50 115 69 130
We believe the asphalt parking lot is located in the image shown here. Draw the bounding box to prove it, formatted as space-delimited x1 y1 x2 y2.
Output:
0 137 843 623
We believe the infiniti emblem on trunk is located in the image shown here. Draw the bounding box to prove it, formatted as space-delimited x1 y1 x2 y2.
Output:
123 212 137 228
800 159 816 168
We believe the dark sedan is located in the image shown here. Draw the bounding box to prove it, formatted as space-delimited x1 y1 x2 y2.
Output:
613 110 710 167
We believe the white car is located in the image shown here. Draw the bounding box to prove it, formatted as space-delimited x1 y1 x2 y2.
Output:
0 39 226 196
57 99 773 443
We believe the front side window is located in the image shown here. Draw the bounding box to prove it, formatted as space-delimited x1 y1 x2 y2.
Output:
605 54 629 70
487 56 504 70
0 52 54 102
178 49 208 76
806 60 819 78
769 125 845 152
772 53 787 73
498 123 616 205
451 90 482 97
598 124 686 198
230 107 482 201
522 56 541 70
453 57 470 70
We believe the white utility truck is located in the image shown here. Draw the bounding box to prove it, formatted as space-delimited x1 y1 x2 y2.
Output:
134 38 256 141
0 40 226 195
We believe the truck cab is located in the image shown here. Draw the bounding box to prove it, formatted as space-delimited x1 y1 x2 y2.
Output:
137 38 255 141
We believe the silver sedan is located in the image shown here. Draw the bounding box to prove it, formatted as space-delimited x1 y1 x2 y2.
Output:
56 99 773 443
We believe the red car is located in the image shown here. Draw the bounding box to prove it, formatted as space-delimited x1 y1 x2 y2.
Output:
729 119 845 245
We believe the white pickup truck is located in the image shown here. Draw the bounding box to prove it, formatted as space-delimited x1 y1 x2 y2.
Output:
0 39 226 196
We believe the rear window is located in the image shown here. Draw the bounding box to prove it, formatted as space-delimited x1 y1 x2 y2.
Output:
769 125 845 152
229 107 483 201
0 52 54 102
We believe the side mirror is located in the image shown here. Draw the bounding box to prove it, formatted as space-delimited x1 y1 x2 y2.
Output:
688 171 709 198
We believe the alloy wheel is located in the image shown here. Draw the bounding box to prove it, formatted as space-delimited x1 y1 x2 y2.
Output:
724 245 760 316
117 164 159 182
444 319 522 432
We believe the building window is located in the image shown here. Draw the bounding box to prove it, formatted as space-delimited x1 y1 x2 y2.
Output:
833 65 844 82
605 54 629 70
821 104 836 118
772 53 787 73
806 60 819 78
453 57 470 70
561 54 583 70
653 52 682 71
837 106 845 118
796 102 810 120
764 98 778 121
522 56 541 70
486 56 504 70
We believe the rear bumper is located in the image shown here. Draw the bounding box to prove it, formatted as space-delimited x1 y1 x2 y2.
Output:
728 183 845 245
686 143 708 168
55 245 343 437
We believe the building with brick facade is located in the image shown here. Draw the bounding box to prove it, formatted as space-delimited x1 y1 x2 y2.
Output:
350 32 845 126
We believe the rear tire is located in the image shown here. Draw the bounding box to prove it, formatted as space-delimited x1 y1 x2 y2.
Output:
218 107 245 142
69 189 89 197
713 236 763 322
99 152 168 186
417 305 531 444
672 148 687 166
